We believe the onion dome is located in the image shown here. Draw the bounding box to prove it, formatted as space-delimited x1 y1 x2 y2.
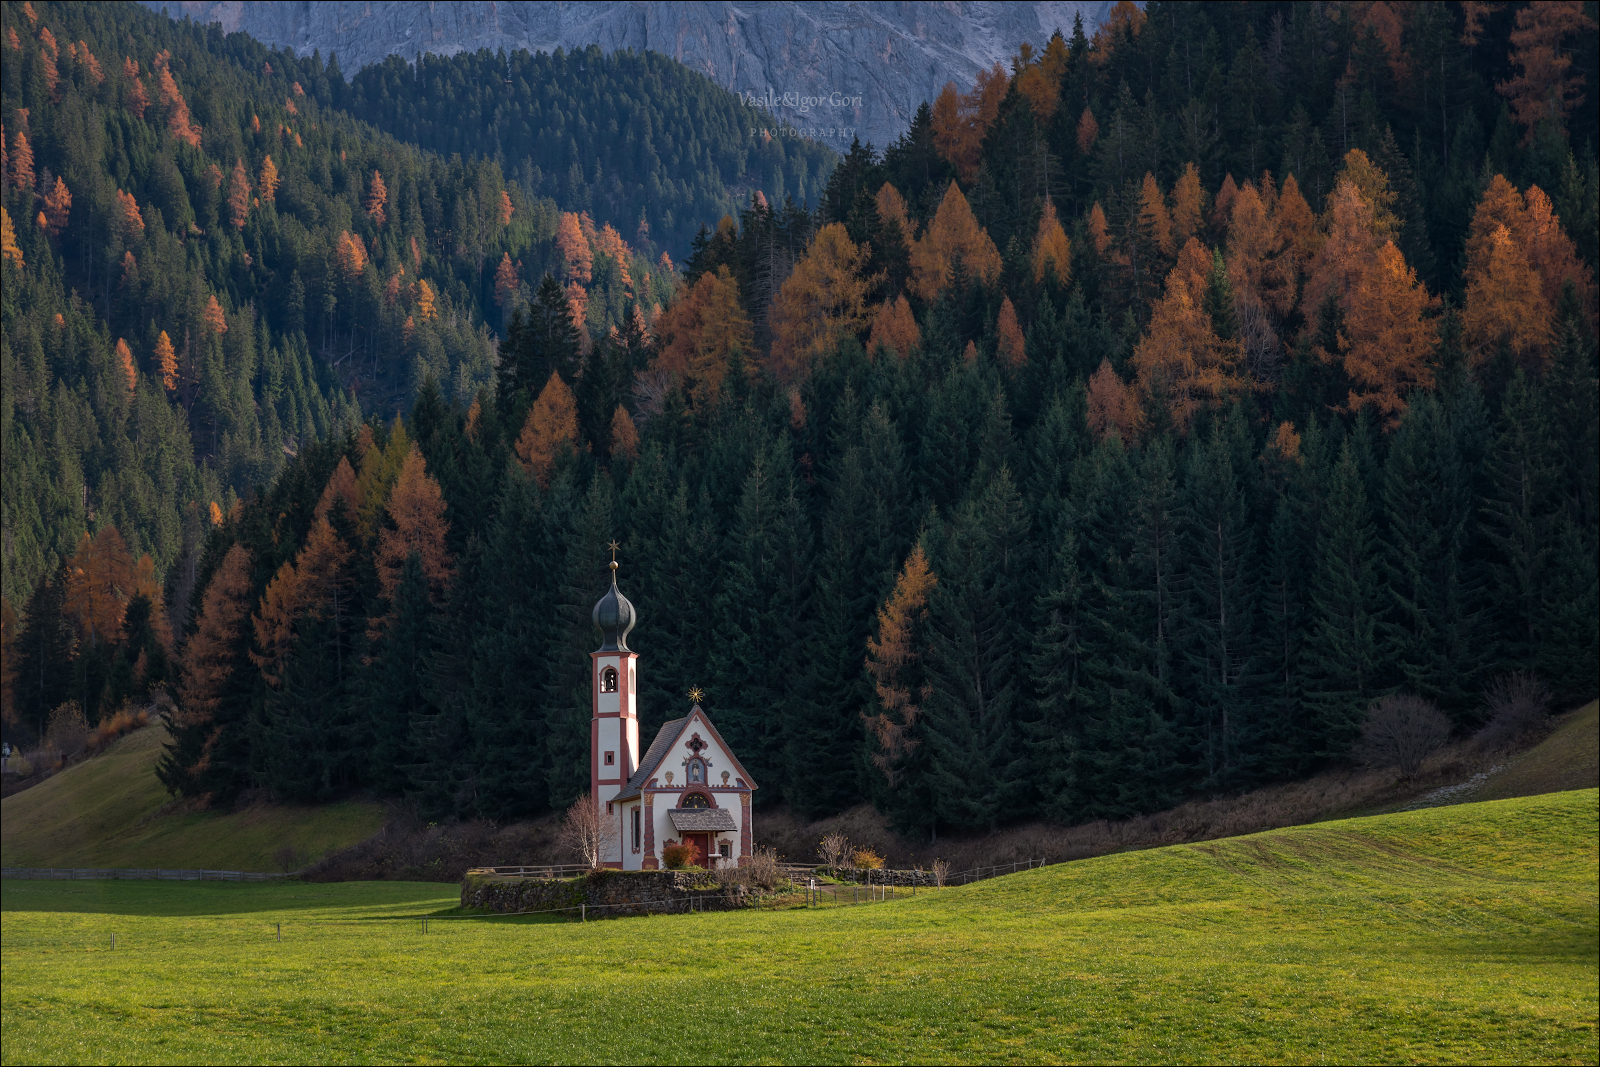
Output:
592 561 637 652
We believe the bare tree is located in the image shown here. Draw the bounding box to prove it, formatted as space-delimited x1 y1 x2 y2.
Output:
1353 694 1452 781
816 832 850 871
931 859 950 888
1476 672 1552 749
557 799 619 869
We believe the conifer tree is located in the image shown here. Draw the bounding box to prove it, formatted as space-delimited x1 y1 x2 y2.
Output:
1301 441 1383 755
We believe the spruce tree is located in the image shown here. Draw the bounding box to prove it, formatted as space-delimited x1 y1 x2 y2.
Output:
1302 441 1384 756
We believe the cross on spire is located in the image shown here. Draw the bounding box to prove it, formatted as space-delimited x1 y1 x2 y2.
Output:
606 539 621 563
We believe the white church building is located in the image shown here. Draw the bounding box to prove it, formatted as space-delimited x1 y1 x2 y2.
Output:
588 559 756 869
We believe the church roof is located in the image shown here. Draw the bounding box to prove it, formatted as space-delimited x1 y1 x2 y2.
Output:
612 716 687 801
591 561 636 652
612 705 758 800
668 808 738 832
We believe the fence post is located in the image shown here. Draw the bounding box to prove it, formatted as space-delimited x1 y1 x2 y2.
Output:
581 904 586 922
276 923 281 943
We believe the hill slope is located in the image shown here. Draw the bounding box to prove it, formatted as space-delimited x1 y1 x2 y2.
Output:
0 724 382 870
3 790 1596 1063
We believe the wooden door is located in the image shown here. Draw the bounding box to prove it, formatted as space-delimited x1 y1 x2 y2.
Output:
685 833 710 866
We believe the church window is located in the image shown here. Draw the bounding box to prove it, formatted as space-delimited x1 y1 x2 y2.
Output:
719 840 731 859
633 808 641 852
604 751 615 766
606 801 614 814
681 792 710 809
601 667 618 693
688 758 704 783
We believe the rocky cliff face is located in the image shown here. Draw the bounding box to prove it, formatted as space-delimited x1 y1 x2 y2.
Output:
143 1 1116 152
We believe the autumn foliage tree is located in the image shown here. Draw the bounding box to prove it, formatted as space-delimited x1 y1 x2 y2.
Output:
114 339 137 393
767 223 877 384
1031 199 1071 287
651 265 752 409
910 182 1002 301
1336 242 1438 426
64 527 133 649
173 543 252 739
372 447 453 626
154 330 178 390
364 169 387 225
515 372 580 487
40 176 70 236
867 294 920 358
864 544 936 785
226 159 249 228
1497 1 1594 140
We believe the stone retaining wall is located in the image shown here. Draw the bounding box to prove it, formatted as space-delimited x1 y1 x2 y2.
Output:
814 867 939 887
461 869 752 918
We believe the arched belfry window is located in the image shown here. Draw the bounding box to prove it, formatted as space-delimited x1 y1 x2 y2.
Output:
601 667 618 693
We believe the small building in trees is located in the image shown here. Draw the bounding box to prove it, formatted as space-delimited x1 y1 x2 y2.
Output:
590 560 756 869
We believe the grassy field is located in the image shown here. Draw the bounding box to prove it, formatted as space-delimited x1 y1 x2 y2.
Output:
3 790 1595 1065
1 725 384 871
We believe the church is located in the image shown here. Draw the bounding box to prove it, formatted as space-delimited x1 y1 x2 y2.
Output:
588 557 756 869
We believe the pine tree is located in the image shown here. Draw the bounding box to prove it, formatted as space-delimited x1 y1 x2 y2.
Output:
919 468 1032 832
1179 422 1260 791
1301 441 1383 755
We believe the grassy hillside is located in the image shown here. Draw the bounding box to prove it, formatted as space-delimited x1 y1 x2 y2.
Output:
3 790 1595 1064
0 725 382 871
1472 701 1600 804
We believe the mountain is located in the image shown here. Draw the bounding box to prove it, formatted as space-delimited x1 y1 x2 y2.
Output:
141 1 1121 152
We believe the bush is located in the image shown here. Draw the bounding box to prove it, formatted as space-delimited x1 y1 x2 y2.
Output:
851 847 884 870
817 832 849 869
1352 694 1452 781
662 842 695 869
8 752 33 777
87 703 152 753
44 701 88 758
1476 672 1552 750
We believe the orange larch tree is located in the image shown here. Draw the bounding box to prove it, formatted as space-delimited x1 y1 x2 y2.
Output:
64 526 134 649
1462 223 1552 369
651 265 752 409
1076 107 1099 154
1338 241 1438 426
866 294 921 358
1 208 22 269
1031 198 1072 287
767 223 877 384
175 543 252 738
154 62 202 147
556 211 593 284
1170 162 1207 245
41 176 70 236
1274 173 1319 263
1086 202 1111 255
373 447 453 622
365 170 387 225
864 544 936 785
10 128 33 190
493 252 519 308
1086 357 1140 441
114 338 137 394
413 278 437 321
609 405 640 462
315 456 361 524
1497 0 1593 140
1226 182 1294 318
223 159 249 229
497 189 514 227
122 57 148 118
154 330 178 390
1132 257 1247 432
257 155 279 203
910 181 1002 301
1300 179 1380 323
203 294 228 334
515 372 580 487
1137 171 1175 259
996 295 1026 370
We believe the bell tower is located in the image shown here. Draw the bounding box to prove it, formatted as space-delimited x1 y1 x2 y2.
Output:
590 544 639 865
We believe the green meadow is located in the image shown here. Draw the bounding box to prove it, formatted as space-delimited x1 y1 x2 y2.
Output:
3 790 1596 1065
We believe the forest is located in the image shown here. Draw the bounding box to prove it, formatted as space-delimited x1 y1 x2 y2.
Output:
2 0 1597 838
